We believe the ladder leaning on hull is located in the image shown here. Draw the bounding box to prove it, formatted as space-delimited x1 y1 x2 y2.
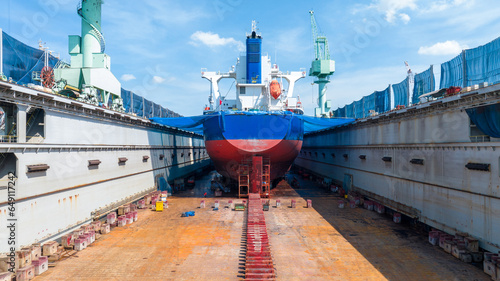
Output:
238 156 271 198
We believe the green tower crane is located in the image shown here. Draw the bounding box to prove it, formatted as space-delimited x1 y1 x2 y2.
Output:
309 10 335 117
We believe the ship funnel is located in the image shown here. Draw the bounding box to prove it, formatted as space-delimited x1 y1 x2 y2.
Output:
246 21 262 84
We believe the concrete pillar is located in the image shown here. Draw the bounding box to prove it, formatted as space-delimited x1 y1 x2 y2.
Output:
17 104 27 143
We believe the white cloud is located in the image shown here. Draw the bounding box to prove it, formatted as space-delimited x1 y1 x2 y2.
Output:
120 74 136 81
418 40 466 55
399 13 411 24
422 0 473 13
190 31 245 51
152 76 166 84
363 0 418 23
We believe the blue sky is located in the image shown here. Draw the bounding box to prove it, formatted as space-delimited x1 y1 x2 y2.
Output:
2 0 500 116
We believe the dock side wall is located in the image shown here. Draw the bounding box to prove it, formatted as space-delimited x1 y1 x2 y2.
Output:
296 108 500 253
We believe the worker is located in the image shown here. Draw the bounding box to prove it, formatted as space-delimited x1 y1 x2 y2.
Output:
203 192 207 198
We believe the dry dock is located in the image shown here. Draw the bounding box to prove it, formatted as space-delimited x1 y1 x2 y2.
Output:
34 173 488 280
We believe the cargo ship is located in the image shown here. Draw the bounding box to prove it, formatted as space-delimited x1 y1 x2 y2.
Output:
200 22 307 194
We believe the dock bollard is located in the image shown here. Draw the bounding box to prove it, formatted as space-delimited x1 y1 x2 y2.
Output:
350 200 356 208
276 199 281 207
200 200 205 208
214 200 219 209
228 200 233 209
306 199 312 208
376 203 385 214
393 213 402 223
291 199 296 208
338 200 345 209
365 201 374 211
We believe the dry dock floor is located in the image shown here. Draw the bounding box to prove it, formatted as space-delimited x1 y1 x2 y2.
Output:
35 173 488 280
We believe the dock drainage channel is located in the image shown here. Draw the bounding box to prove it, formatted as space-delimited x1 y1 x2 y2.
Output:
243 193 276 280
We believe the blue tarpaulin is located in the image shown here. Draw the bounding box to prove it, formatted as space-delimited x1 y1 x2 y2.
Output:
393 78 408 107
413 66 435 104
150 115 210 133
301 115 355 133
150 111 355 135
466 103 500 138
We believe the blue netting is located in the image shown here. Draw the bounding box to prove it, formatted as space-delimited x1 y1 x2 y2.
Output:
2 31 59 85
120 88 132 112
363 93 375 117
2 31 181 118
338 107 345 118
154 104 161 117
393 78 408 107
145 100 153 118
375 85 391 113
440 54 464 89
413 66 435 104
464 37 500 86
345 103 354 118
354 99 364 119
439 38 500 89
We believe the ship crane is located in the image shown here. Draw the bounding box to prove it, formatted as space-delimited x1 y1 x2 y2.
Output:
309 10 335 117
405 61 414 106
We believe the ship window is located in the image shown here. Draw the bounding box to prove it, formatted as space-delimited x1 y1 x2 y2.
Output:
248 54 260 63
143 156 150 162
247 43 260 53
240 88 246 95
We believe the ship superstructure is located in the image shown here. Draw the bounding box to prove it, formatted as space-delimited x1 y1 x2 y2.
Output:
202 21 306 114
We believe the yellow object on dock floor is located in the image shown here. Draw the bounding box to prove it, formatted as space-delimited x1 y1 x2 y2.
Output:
155 201 163 211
